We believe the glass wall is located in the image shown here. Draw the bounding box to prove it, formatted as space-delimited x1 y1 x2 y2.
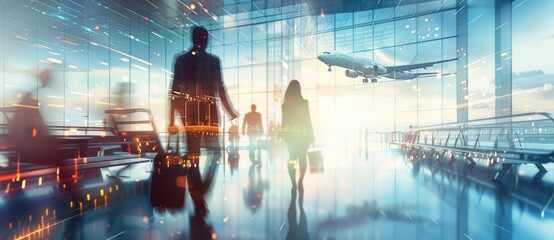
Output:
0 0 190 133
512 0 554 114
212 1 458 140
1 0 460 138
467 0 496 120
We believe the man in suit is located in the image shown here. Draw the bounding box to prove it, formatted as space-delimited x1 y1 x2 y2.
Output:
170 26 239 215
242 104 263 164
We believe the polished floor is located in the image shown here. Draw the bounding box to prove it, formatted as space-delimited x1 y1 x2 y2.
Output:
1 135 554 240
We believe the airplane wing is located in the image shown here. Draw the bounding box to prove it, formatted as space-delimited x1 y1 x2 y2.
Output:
414 72 439 77
371 72 457 83
415 72 457 78
385 58 458 72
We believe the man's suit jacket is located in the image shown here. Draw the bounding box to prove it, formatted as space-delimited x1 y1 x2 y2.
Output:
171 49 235 126
243 111 263 135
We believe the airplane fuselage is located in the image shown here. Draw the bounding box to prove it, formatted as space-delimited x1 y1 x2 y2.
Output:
318 51 457 83
318 51 418 82
320 53 376 73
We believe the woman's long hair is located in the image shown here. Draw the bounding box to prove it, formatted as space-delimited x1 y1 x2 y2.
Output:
283 80 303 104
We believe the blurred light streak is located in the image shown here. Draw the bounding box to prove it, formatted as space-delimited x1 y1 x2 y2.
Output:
132 64 148 72
106 231 126 240
81 39 152 66
73 158 79 183
15 206 98 240
513 0 529 9
63 39 80 46
47 104 65 108
34 44 51 50
16 157 20 181
46 95 63 99
70 91 92 97
495 22 509 31
94 101 116 106
46 58 62 64
468 67 481 74
146 0 159 9
465 48 510 68
151 31 164 39
161 68 174 75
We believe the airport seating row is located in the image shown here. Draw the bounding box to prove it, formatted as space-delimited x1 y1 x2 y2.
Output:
0 108 161 193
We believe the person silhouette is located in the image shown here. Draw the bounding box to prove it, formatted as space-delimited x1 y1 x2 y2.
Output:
228 121 239 151
7 69 60 165
281 80 314 193
242 104 263 165
169 26 239 215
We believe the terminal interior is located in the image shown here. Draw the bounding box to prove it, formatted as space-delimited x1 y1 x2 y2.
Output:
1 0 554 239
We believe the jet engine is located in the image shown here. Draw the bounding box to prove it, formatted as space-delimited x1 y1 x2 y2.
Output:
345 69 359 78
372 65 388 75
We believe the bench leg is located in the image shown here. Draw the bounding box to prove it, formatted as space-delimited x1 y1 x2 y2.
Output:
493 163 513 182
449 154 457 166
535 163 547 172
533 171 546 184
465 154 476 165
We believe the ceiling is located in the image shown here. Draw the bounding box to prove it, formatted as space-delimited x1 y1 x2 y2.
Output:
105 0 441 27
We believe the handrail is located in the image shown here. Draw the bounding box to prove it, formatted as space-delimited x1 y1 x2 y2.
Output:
105 108 153 115
104 108 161 154
415 112 554 130
0 124 114 136
393 112 554 181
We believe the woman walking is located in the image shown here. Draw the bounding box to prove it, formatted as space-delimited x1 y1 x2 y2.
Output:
281 80 315 193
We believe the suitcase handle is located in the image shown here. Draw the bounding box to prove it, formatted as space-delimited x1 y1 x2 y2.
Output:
166 126 181 153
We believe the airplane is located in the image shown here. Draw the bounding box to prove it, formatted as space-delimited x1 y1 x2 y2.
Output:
317 51 458 83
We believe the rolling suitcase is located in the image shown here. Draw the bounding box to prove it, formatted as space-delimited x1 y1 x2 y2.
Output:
150 126 187 209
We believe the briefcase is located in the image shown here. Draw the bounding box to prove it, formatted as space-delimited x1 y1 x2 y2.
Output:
308 149 324 173
150 130 187 210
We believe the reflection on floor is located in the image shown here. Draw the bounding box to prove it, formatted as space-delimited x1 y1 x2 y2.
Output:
1 138 554 239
